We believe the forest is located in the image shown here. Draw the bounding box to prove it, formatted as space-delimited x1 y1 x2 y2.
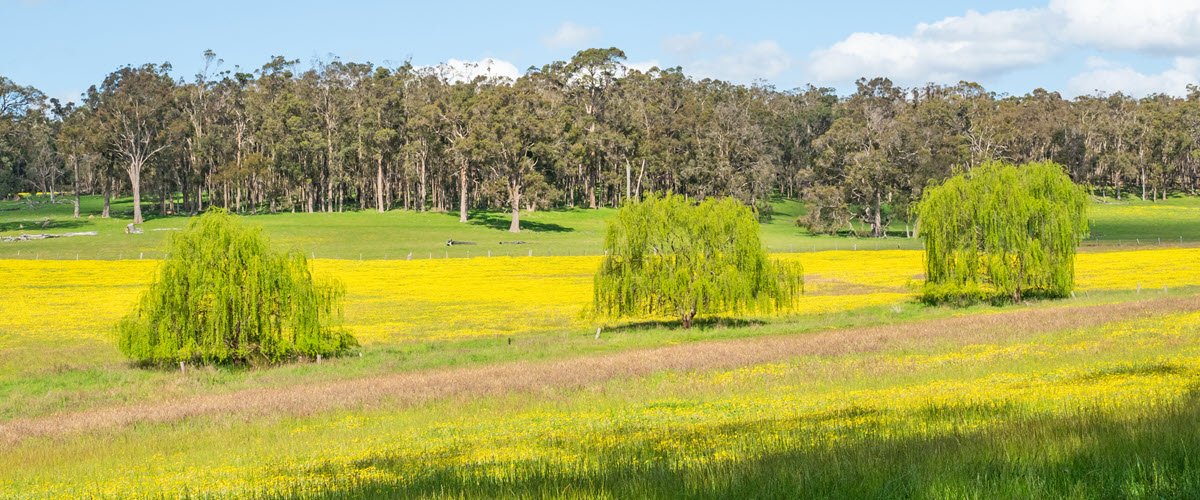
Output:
3 47 1200 236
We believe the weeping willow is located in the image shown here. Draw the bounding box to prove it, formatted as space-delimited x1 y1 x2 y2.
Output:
593 193 803 328
116 208 356 364
918 160 1089 304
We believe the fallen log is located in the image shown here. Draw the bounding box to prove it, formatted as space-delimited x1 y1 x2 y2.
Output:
1 231 98 242
446 239 477 246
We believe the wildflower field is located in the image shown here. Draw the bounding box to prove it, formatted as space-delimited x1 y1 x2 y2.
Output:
3 194 1200 498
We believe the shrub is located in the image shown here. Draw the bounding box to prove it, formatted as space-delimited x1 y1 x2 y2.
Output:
116 208 356 364
593 193 803 328
917 160 1088 304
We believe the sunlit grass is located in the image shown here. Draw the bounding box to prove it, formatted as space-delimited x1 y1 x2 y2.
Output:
5 309 1200 499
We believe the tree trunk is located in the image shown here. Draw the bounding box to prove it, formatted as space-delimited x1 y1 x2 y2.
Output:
72 158 80 218
588 162 597 209
129 161 143 224
509 182 521 233
102 177 112 218
376 155 385 213
419 157 428 212
872 191 883 238
458 161 469 223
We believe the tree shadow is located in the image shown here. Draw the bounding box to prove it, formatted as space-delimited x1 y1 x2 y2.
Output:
0 218 91 233
467 211 575 233
603 316 763 333
275 390 1200 499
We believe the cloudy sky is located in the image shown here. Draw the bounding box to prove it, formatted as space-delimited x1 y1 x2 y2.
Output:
4 0 1200 103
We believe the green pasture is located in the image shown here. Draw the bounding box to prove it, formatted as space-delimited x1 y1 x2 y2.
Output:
3 194 1198 260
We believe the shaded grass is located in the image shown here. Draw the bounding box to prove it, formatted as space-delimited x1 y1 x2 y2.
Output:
271 401 1200 500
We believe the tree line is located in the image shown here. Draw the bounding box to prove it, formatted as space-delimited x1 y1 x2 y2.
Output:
3 47 1200 235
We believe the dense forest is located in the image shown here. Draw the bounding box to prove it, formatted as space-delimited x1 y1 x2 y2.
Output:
3 47 1199 236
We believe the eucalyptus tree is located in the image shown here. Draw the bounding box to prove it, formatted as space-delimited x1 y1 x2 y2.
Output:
814 77 919 238
92 63 177 224
566 47 627 209
0 77 46 197
433 74 483 222
50 98 96 217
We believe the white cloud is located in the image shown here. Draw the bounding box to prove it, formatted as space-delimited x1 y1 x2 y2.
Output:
1067 57 1200 96
424 58 521 84
1051 0 1200 54
662 32 706 55
662 34 793 83
808 8 1057 85
541 21 602 50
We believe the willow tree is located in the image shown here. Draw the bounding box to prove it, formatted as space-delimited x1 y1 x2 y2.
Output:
117 209 356 364
593 193 804 328
917 160 1088 304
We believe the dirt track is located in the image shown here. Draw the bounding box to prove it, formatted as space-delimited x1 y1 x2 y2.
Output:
3 295 1196 447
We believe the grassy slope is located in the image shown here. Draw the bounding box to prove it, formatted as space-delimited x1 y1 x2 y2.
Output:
4 295 1200 498
9 194 1197 260
4 287 1187 423
2 194 1200 498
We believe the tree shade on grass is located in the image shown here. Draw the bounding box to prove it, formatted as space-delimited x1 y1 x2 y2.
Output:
918 160 1089 304
116 208 356 365
593 193 803 328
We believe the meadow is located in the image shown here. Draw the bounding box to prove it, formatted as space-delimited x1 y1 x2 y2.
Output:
5 194 1200 260
2 197 1200 498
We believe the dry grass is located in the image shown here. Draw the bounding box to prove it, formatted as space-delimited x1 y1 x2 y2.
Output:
4 295 1195 448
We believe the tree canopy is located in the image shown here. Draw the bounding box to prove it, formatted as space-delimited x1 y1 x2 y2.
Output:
3 52 1200 237
116 208 356 364
917 160 1089 304
593 193 803 327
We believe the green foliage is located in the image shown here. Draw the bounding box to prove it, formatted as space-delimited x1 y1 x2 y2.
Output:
797 184 852 235
116 208 356 365
593 193 803 327
918 160 1089 304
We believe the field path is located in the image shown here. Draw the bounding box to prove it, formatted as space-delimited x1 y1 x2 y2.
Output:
4 295 1197 447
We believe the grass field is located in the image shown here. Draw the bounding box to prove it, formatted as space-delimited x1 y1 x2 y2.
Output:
2 196 1200 498
4 194 1200 260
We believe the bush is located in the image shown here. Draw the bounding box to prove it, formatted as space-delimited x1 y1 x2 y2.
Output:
593 193 803 328
116 208 356 364
917 160 1088 304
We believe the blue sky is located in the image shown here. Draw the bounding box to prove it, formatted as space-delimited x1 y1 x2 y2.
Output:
3 0 1199 103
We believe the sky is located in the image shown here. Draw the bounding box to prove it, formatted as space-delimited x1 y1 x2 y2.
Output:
4 0 1200 104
